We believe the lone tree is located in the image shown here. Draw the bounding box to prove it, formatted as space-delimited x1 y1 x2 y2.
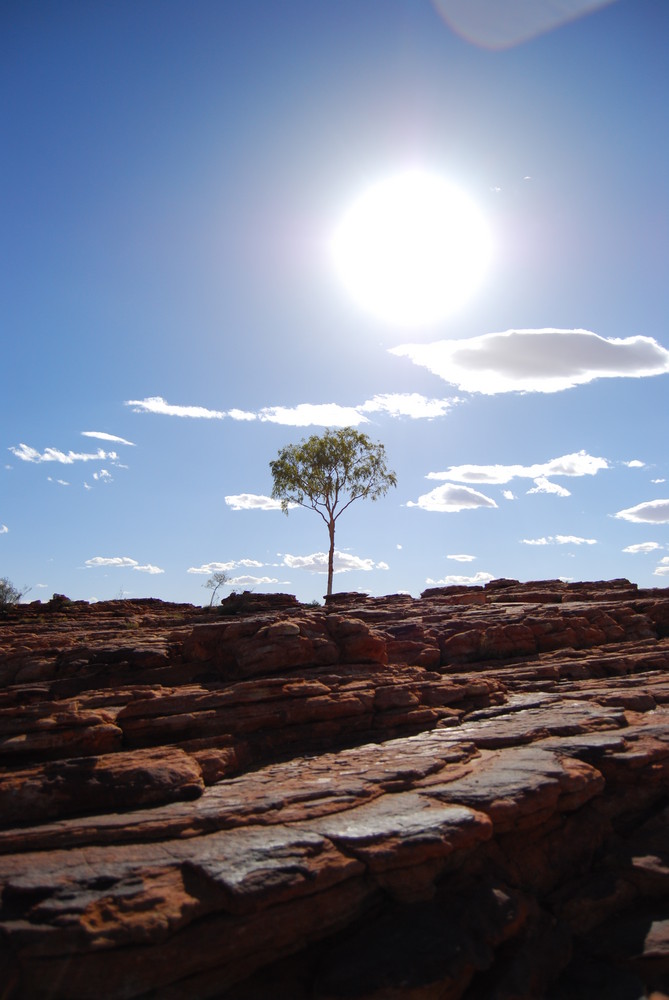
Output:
270 428 397 597
203 571 229 607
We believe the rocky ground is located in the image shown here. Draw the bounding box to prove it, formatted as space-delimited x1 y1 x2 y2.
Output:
0 578 668 999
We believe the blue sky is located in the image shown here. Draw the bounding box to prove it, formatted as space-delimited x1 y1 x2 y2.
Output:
2 0 668 604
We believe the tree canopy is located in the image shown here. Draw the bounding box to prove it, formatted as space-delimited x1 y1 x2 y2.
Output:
270 427 397 596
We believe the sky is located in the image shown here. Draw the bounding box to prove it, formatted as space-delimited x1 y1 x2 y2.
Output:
2 0 668 605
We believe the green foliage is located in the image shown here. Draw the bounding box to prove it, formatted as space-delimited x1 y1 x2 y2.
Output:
0 577 27 608
270 427 396 596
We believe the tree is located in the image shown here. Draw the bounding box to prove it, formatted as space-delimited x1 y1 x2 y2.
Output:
270 428 397 597
204 571 229 607
0 577 28 608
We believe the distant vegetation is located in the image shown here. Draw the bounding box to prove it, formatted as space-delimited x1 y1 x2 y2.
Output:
0 577 28 608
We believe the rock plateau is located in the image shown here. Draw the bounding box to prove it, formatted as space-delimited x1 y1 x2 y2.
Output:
1 578 668 998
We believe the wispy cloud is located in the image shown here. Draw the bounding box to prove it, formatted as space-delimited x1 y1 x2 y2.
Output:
447 553 476 562
126 393 456 428
0 524 8 534
623 542 661 554
391 329 669 394
47 477 70 486
521 535 597 546
614 499 669 524
426 572 495 586
93 470 113 483
10 444 118 464
125 396 227 418
407 483 498 513
85 556 164 573
187 559 264 575
282 551 389 574
426 450 609 485
82 431 135 446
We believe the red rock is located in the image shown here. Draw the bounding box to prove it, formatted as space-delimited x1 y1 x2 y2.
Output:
1 582 669 998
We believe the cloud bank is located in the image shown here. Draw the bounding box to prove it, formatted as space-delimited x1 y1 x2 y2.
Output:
521 536 597 546
126 393 455 428
427 451 609 485
391 329 669 394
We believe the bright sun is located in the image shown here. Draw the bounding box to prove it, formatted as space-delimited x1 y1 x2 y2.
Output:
331 169 493 327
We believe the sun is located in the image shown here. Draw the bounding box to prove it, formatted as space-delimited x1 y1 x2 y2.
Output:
331 169 493 327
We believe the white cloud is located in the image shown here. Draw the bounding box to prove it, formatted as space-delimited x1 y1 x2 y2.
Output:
282 551 389 574
228 575 281 587
391 329 669 394
82 432 135 446
225 494 289 511
614 499 669 524
227 409 257 421
625 459 645 468
427 450 609 484
125 396 226 419
187 559 264 575
623 542 661 554
526 478 571 497
47 477 70 486
359 393 455 420
133 564 164 575
260 403 369 426
0 524 8 534
127 393 456 429
10 444 117 464
521 536 597 546
654 557 669 577
407 483 498 513
188 562 234 575
502 490 516 500
93 469 113 483
426 572 495 586
447 554 476 562
85 556 139 568
652 478 666 484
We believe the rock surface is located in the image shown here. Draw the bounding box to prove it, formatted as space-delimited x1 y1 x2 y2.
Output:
0 579 668 998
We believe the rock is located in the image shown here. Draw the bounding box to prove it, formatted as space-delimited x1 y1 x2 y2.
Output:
1 581 669 998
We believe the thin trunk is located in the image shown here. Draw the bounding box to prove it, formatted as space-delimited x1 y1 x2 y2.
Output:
327 519 335 597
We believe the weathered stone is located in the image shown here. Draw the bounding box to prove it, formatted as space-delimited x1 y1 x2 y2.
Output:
1 581 669 998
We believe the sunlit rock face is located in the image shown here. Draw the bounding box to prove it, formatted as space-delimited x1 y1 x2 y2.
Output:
1 579 669 999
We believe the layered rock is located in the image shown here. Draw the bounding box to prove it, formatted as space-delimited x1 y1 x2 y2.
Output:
0 579 668 998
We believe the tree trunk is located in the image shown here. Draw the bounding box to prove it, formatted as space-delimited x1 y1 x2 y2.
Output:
327 519 335 597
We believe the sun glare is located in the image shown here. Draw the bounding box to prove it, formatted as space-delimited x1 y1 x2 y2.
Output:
331 169 493 327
